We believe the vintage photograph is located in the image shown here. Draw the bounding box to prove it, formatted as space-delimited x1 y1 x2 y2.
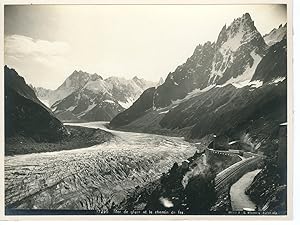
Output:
2 3 289 217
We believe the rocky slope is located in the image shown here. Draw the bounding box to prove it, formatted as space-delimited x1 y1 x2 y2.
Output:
251 36 287 82
109 13 287 213
5 125 113 156
4 66 68 148
263 23 287 46
110 13 287 154
245 124 287 214
151 13 267 109
109 87 156 128
35 71 156 122
5 66 114 155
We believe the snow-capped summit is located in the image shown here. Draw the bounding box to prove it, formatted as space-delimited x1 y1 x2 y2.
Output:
35 71 156 122
103 76 155 103
84 75 111 94
36 70 105 106
110 13 287 149
263 23 287 46
152 13 267 108
62 70 95 89
209 12 267 85
216 13 264 52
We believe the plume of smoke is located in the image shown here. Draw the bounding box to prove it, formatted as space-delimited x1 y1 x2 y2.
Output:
181 154 212 189
240 133 261 151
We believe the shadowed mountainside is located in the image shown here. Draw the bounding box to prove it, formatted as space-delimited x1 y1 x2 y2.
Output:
4 66 68 143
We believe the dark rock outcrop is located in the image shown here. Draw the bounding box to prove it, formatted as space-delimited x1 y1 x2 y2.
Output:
109 87 156 128
153 41 215 108
245 124 287 214
251 37 287 83
4 66 68 146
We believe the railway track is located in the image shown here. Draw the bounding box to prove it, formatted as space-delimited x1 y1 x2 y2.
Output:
214 156 262 193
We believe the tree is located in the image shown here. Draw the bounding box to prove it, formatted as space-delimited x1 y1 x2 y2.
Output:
184 174 217 213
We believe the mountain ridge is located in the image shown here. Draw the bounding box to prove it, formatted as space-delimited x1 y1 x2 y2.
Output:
35 70 156 122
263 23 287 46
152 13 268 109
4 65 68 144
110 13 287 152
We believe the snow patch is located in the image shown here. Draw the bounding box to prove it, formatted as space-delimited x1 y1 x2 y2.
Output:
103 99 115 104
118 98 135 109
66 106 76 111
270 77 286 84
209 22 246 83
39 99 50 108
158 110 169 114
84 79 112 94
216 51 262 89
77 103 97 117
171 85 216 106
229 140 239 145
222 29 244 52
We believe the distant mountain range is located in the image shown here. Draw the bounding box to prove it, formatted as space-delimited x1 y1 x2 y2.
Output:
34 71 157 122
110 13 287 154
5 12 287 153
4 12 288 213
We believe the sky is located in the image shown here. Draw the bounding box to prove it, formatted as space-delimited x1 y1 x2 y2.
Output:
4 4 287 90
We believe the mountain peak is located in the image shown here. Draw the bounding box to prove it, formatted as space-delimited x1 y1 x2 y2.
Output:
242 12 251 20
232 12 252 25
263 22 287 46
215 12 262 51
68 70 90 80
71 69 88 75
68 70 103 81
90 73 103 81
132 76 140 81
230 12 255 33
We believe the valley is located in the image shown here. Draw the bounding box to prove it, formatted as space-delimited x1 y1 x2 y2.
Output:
5 122 198 210
3 9 288 216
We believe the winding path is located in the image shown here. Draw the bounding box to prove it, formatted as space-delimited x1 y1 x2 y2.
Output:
230 169 261 211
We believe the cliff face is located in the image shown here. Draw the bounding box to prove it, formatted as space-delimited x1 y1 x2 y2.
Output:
251 37 287 83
